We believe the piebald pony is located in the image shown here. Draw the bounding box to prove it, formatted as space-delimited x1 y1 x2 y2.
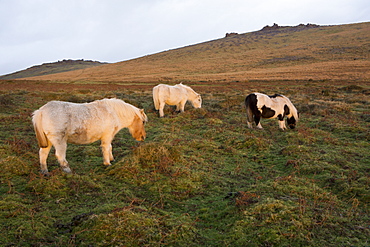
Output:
245 93 299 130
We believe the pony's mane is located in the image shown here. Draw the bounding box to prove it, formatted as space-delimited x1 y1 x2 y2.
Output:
176 83 197 94
270 94 282 98
96 98 146 121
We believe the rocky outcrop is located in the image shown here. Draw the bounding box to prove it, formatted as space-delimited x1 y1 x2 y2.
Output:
225 32 238 38
261 23 320 32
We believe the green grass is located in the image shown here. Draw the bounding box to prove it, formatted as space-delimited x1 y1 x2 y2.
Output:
0 82 369 246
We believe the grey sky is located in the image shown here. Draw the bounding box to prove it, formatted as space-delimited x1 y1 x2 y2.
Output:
0 0 369 76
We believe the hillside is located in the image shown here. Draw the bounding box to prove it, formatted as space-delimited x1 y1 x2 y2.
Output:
0 59 108 80
19 22 370 83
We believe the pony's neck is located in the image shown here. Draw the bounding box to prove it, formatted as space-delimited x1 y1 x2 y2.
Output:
104 99 137 126
287 102 298 120
180 85 197 98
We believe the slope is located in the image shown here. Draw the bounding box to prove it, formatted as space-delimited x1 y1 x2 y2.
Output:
19 22 370 83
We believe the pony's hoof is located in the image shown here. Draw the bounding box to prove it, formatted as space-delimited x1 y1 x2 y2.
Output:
40 170 50 176
62 167 72 173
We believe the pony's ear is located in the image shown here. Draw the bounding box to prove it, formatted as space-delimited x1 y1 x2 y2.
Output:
140 109 148 122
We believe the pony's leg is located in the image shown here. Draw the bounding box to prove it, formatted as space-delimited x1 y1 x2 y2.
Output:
159 102 165 117
246 106 254 129
109 146 114 161
175 104 181 112
277 114 287 130
178 100 186 113
53 141 71 173
101 139 113 165
278 120 287 130
39 143 52 174
254 116 263 129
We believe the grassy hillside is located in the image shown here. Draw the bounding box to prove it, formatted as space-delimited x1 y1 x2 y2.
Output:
21 22 370 83
0 81 369 246
0 59 108 80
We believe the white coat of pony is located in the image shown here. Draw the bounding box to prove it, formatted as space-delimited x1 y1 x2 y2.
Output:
32 98 148 174
153 83 202 117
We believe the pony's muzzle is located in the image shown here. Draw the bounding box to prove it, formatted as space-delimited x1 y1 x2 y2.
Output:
135 135 146 142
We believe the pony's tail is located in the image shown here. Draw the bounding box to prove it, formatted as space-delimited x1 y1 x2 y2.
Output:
152 86 160 110
32 110 49 148
245 96 254 123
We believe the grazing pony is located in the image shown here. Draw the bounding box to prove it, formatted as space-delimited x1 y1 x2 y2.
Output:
32 98 148 174
153 83 202 117
245 93 299 130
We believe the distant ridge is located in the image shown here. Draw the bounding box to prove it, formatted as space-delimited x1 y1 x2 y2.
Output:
0 59 108 80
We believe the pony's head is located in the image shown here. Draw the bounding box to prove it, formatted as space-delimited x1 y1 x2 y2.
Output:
287 116 297 129
286 106 299 129
128 109 148 141
179 83 202 109
191 94 202 108
281 96 299 129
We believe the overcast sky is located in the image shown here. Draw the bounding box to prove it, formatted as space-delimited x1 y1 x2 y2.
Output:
0 0 369 76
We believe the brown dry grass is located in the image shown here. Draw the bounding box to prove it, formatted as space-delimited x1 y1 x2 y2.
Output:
15 22 369 84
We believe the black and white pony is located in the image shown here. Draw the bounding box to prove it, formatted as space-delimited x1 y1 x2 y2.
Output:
245 93 299 130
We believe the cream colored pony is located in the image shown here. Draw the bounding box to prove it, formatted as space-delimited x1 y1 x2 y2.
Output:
153 83 202 117
32 98 148 174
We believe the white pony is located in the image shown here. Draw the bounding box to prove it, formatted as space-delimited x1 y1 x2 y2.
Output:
153 83 202 117
32 98 148 174
245 93 299 130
